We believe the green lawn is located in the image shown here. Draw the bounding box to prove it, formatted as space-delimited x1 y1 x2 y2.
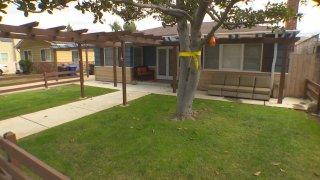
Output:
19 94 320 179
0 85 116 120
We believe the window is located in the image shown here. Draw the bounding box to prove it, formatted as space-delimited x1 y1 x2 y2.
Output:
133 47 143 66
72 51 79 62
104 48 113 66
203 45 219 69
24 50 32 61
0 53 8 62
220 44 243 70
243 44 262 71
40 49 52 62
203 43 263 72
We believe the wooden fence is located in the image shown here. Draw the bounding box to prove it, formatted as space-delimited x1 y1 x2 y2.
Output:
0 71 81 94
0 132 69 180
305 79 320 112
285 53 320 98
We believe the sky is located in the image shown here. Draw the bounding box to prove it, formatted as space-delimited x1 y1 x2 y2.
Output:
1 1 319 37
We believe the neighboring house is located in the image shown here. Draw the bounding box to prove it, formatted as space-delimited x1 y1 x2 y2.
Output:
16 40 95 73
94 22 299 97
0 38 20 74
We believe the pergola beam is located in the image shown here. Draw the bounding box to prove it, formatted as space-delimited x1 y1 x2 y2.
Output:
71 29 89 34
0 23 162 45
21 22 39 28
0 32 73 42
47 26 66 31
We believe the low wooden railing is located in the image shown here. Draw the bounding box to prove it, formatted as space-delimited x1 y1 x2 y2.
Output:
0 71 81 94
0 132 69 180
305 79 320 112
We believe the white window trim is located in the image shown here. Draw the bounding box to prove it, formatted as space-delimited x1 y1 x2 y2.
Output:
242 43 264 72
203 43 263 72
156 46 178 80
0 52 9 62
23 50 33 61
71 50 79 63
40 48 52 62
102 47 116 67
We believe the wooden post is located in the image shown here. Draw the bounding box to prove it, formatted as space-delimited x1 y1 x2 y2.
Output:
304 79 309 99
43 72 48 89
121 41 127 105
270 32 278 88
85 45 89 78
3 132 20 169
277 40 288 104
53 49 58 81
113 47 117 87
318 88 320 113
78 43 85 98
172 46 178 93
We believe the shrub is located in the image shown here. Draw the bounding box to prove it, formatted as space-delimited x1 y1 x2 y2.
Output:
19 59 33 74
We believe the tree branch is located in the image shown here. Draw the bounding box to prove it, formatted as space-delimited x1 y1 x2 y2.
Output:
114 0 193 21
206 10 220 22
201 1 237 45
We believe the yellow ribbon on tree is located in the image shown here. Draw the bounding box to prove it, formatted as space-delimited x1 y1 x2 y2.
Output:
179 51 202 70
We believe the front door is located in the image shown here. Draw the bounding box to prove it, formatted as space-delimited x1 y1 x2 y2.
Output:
157 47 174 80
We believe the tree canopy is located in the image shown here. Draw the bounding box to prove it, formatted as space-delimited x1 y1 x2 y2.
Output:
123 22 137 32
65 23 74 32
109 20 122 32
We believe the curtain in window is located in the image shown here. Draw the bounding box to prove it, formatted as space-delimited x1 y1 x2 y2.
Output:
243 44 262 71
72 51 79 62
104 48 113 66
0 53 8 62
221 44 242 70
133 48 142 67
24 51 32 61
41 49 51 62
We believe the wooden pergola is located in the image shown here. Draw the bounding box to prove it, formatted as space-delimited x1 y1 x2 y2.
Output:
0 22 162 105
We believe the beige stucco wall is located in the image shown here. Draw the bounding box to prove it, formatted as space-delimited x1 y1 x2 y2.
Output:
19 40 53 63
18 40 95 65
0 39 20 74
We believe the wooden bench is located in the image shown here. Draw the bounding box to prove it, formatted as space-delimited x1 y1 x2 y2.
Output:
134 66 155 80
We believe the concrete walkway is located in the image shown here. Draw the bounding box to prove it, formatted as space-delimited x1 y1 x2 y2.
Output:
0 90 149 139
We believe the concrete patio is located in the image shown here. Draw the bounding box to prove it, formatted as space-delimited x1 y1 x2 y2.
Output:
84 78 311 111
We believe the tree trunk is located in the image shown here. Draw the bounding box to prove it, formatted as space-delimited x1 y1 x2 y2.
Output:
176 19 202 119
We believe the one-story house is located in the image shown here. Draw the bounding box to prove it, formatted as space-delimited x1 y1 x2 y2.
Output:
94 22 300 97
16 40 95 73
0 38 20 74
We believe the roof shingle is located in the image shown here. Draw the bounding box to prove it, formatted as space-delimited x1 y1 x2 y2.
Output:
142 21 271 36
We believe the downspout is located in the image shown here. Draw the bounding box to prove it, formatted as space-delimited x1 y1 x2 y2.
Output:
270 32 278 89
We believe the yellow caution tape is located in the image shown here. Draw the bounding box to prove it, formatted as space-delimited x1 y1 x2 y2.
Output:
179 51 202 70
